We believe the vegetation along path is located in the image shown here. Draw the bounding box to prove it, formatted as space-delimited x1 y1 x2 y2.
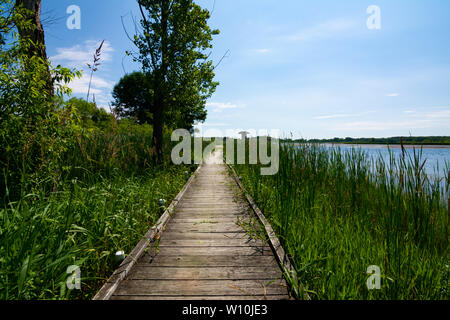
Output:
94 148 291 300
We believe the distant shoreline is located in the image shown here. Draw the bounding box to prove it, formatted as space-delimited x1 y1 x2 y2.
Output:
288 136 450 147
321 143 450 149
289 142 450 149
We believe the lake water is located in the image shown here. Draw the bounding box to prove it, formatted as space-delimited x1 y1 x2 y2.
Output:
322 144 450 184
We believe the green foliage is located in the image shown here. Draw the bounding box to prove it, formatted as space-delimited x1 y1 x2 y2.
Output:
112 69 209 131
0 1 205 300
0 165 193 300
0 2 81 199
112 71 154 124
64 97 113 131
226 141 449 300
131 0 219 159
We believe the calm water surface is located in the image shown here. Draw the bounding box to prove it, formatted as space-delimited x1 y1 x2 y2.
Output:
322 144 450 183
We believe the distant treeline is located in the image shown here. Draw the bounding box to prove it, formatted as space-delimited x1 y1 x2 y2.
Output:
289 136 450 145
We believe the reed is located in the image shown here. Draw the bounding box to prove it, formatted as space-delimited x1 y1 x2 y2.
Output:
0 125 198 299
227 141 449 300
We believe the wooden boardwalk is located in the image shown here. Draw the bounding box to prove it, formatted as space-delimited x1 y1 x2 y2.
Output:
94 148 291 300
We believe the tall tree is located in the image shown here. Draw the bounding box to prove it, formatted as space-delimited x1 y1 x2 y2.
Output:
133 0 219 162
112 71 154 125
111 70 207 131
1 0 80 198
14 0 53 96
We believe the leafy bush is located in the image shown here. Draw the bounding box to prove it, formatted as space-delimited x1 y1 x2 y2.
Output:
1 1 80 200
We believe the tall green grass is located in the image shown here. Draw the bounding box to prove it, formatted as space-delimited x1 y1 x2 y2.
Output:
229 141 449 300
0 128 197 299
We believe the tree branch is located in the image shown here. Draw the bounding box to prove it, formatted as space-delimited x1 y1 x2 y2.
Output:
138 1 158 71
214 49 230 70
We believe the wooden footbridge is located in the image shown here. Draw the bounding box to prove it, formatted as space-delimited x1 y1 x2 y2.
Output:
94 148 297 300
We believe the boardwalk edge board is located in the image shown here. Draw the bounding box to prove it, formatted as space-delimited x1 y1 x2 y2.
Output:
93 162 203 300
225 161 311 301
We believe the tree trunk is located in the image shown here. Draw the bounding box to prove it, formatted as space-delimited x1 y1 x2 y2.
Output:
15 0 53 96
152 98 164 164
151 1 169 164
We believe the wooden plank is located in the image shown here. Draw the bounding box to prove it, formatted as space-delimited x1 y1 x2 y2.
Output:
113 279 289 296
138 255 278 267
96 148 291 301
181 195 237 199
170 217 246 223
157 239 266 247
170 217 248 223
93 162 203 300
172 212 248 218
167 221 242 227
158 232 259 241
105 264 281 284
141 246 273 257
172 211 247 216
182 194 236 197
172 207 249 212
110 295 288 300
177 204 244 209
164 222 245 233
125 266 283 280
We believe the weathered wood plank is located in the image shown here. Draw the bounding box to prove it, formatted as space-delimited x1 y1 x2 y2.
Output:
113 279 288 296
158 232 260 241
125 266 283 280
110 295 288 300
172 207 249 213
96 148 291 300
172 212 248 218
166 221 243 228
164 223 245 233
182 194 237 198
157 239 266 247
137 255 279 267
141 246 273 257
176 204 244 209
93 162 204 300
170 217 248 224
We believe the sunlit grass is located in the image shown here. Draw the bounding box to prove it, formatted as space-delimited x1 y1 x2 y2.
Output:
0 129 197 300
229 142 449 300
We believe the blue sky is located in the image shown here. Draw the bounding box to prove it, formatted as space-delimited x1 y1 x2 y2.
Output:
43 0 450 139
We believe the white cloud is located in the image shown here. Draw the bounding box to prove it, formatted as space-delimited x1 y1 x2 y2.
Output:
286 19 357 42
254 48 270 54
333 107 450 131
314 113 352 120
314 111 375 120
402 107 450 119
198 122 230 127
68 75 115 95
50 40 115 108
206 102 243 113
424 109 450 119
50 40 114 69
335 120 434 131
387 93 400 97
